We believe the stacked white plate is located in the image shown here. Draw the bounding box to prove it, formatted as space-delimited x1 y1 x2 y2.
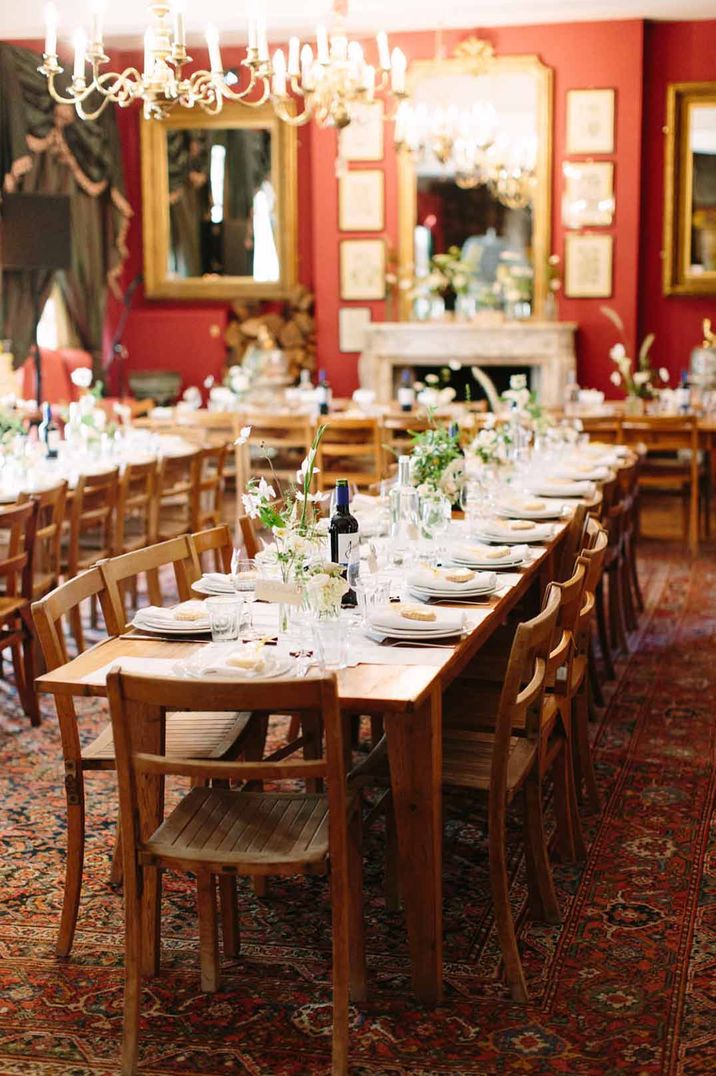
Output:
530 478 595 498
365 604 465 641
553 464 611 482
193 573 238 596
448 542 527 569
406 566 496 602
132 602 211 635
179 643 292 680
496 498 569 521
473 519 554 545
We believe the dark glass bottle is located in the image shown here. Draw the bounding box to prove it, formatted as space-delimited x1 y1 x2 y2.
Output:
317 368 332 416
448 420 463 455
397 369 415 412
38 401 60 459
329 479 359 607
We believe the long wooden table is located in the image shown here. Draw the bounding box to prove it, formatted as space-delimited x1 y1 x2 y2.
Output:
36 526 566 1007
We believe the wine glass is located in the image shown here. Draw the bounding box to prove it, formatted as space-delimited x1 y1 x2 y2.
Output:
420 492 452 564
230 553 258 632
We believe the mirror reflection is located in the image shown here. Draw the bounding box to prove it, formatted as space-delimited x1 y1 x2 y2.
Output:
166 127 278 282
688 104 716 274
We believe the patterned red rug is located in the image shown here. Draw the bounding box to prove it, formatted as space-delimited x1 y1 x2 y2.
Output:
0 542 714 1075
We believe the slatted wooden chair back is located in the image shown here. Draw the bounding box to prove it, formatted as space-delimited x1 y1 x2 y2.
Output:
574 527 608 657
32 566 112 672
237 512 261 559
0 500 37 599
491 587 560 797
598 474 619 519
380 413 431 474
578 417 620 442
316 416 383 490
18 480 67 598
191 444 228 532
544 560 587 696
557 502 588 581
188 525 233 575
106 669 356 1074
97 535 198 633
619 414 699 454
244 413 315 486
65 467 120 577
154 449 201 542
115 459 157 554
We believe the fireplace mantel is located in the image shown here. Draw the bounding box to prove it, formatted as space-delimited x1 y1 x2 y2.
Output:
358 320 578 407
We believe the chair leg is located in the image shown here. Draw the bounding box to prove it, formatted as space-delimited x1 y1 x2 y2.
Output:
330 862 351 1076
218 875 240 958
196 873 221 993
109 814 124 887
120 865 144 1075
551 732 586 864
626 533 645 613
595 580 616 680
383 803 401 913
56 770 86 958
347 806 366 1004
572 689 601 813
522 771 561 925
607 566 628 657
488 799 529 1002
621 545 638 632
588 637 605 707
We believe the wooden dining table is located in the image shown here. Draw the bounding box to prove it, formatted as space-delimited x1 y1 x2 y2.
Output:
36 524 568 1008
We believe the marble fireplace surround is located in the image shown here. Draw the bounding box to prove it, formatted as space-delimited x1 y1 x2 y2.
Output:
358 321 578 408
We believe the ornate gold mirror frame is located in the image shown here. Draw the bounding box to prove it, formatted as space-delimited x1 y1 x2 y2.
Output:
141 101 297 300
397 41 553 320
663 81 716 296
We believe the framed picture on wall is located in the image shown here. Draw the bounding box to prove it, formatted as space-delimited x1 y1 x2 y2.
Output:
340 239 386 300
339 307 372 352
338 170 384 231
562 161 615 228
566 88 615 154
338 101 385 161
564 233 614 298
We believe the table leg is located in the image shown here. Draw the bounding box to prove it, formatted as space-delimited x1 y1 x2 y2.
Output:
384 684 443 1006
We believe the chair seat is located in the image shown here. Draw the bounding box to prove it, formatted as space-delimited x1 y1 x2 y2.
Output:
443 730 536 795
141 788 330 872
0 594 28 620
82 710 252 764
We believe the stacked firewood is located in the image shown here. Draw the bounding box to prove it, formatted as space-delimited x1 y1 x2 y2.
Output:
224 285 316 381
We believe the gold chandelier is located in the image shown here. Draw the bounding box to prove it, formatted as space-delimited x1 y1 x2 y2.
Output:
39 0 408 128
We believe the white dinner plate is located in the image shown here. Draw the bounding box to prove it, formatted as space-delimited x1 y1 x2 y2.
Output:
473 526 553 545
363 625 462 643
496 502 569 521
132 612 211 635
181 652 293 681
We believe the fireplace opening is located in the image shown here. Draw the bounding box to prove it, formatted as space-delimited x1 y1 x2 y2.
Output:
393 363 533 407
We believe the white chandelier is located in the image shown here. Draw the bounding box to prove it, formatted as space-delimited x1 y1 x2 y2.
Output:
394 99 538 211
39 0 408 128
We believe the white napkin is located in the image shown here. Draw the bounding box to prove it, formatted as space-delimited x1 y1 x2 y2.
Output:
408 567 496 592
533 479 595 497
482 519 553 540
556 465 610 481
136 601 208 624
450 541 524 563
201 573 235 592
369 605 464 634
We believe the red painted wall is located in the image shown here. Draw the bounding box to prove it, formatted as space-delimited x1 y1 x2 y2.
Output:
638 19 716 381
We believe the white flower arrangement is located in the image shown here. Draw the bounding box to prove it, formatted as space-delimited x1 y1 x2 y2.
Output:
304 562 349 618
70 367 93 390
602 307 665 399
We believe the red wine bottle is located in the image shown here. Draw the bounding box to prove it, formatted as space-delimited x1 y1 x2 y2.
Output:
329 479 359 607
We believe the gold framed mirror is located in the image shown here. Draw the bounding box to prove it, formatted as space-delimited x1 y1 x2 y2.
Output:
141 101 297 300
397 41 553 320
663 82 716 296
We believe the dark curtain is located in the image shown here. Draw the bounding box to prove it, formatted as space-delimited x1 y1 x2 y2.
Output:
0 43 131 375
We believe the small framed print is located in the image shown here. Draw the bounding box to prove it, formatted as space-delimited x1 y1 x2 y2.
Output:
566 88 615 154
340 239 386 300
564 233 613 298
339 169 384 232
562 161 615 228
339 101 385 161
339 307 372 352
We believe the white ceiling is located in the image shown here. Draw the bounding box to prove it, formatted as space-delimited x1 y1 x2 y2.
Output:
3 0 716 46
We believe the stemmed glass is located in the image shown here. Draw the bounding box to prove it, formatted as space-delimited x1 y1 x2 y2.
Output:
230 552 258 633
420 492 452 564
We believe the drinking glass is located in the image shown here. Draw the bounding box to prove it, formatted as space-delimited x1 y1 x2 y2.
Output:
206 596 243 642
231 553 258 630
420 492 452 562
312 618 349 670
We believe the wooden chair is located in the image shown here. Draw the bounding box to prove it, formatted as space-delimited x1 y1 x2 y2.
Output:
106 669 365 1076
115 459 157 557
97 536 199 633
316 417 383 491
32 568 258 959
615 459 643 628
62 467 120 652
188 525 233 576
380 412 431 476
0 500 39 725
620 416 700 554
352 588 561 1003
237 512 261 559
154 448 201 542
18 480 67 601
556 502 588 582
245 413 315 487
190 444 229 533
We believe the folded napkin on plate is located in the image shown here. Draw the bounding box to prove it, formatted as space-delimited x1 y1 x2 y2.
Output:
557 465 610 480
483 519 550 537
536 479 595 496
408 566 496 591
369 605 464 633
138 601 208 623
201 572 236 591
451 542 525 561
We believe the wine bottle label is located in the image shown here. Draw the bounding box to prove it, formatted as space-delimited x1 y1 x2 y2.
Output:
398 386 414 408
48 430 61 452
336 531 359 566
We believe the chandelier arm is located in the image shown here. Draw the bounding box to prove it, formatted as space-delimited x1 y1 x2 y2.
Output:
91 68 143 105
74 93 114 122
271 97 314 126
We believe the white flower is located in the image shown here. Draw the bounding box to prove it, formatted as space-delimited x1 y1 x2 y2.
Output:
295 489 327 504
70 367 93 389
633 371 650 386
425 373 440 385
509 373 528 391
234 425 252 446
256 477 275 501
79 393 96 416
610 371 622 387
297 451 319 484
610 343 627 362
659 367 670 383
438 387 456 406
241 492 262 519
92 408 106 429
448 359 462 371
203 375 215 389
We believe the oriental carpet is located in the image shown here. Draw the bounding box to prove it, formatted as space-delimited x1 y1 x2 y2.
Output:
0 543 714 1075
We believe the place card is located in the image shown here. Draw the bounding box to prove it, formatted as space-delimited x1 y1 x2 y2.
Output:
254 579 303 606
